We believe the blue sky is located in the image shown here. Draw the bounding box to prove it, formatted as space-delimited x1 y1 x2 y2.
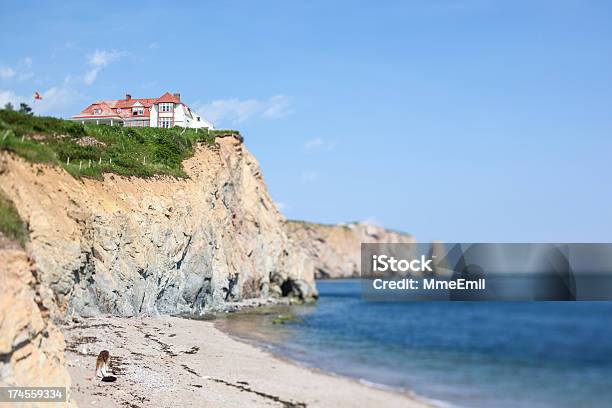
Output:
1 1 611 242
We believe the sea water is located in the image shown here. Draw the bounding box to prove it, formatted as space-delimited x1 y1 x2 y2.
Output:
217 280 612 407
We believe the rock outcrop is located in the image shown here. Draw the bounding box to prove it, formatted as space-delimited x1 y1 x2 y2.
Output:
286 221 414 279
0 136 317 319
0 246 74 404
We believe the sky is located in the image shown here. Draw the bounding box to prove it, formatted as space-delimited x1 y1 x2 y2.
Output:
1 0 611 242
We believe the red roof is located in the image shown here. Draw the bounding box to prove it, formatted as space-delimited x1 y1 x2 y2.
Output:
114 98 157 109
156 92 180 103
72 92 185 120
72 101 120 119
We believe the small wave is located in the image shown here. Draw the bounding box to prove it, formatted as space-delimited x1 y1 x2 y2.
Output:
357 378 456 408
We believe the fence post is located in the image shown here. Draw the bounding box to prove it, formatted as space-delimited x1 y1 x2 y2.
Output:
67 157 70 165
79 161 82 170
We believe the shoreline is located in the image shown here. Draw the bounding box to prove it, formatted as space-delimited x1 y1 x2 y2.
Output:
213 319 431 403
62 315 431 408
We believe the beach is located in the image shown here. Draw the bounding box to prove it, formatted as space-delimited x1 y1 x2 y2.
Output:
215 281 612 408
62 315 429 408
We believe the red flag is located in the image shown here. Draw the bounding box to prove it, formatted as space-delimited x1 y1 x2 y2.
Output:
33 91 42 100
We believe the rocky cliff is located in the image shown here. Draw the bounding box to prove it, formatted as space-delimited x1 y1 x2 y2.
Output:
0 245 74 404
0 136 317 320
286 221 414 279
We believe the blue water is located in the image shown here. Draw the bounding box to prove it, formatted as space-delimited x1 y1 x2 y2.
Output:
218 280 612 407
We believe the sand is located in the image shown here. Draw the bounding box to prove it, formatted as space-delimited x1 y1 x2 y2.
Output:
62 315 430 408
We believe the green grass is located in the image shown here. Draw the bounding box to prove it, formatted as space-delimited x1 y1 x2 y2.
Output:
271 314 297 325
0 109 241 179
0 192 27 247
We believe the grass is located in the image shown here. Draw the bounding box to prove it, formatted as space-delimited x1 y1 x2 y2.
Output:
0 192 27 247
0 109 241 179
271 314 297 325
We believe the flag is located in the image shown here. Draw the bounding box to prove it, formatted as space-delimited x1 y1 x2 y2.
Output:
33 91 42 100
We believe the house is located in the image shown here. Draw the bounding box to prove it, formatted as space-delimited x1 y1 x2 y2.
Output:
71 92 214 129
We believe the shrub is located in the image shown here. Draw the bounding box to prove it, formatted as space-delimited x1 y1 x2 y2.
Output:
0 192 27 247
0 109 237 179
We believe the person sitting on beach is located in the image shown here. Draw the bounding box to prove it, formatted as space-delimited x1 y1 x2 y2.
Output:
95 350 111 379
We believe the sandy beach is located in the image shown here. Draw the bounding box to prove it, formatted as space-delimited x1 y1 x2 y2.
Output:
62 315 430 408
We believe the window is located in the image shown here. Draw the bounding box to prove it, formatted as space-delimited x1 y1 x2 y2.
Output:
159 103 173 112
125 120 149 128
159 118 172 128
93 108 102 115
132 107 144 116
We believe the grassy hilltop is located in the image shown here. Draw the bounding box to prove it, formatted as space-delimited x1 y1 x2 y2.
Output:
0 109 240 179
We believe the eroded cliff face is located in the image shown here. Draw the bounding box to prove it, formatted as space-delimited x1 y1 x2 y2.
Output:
0 246 74 404
0 136 316 319
286 221 414 279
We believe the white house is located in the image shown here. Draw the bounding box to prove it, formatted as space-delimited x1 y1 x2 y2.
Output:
71 92 214 129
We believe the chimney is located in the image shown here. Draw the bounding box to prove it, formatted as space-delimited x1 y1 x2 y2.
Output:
173 93 181 101
125 93 132 100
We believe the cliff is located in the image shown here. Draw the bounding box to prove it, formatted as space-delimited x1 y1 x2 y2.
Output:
0 245 74 404
286 221 414 279
0 125 413 397
0 136 317 320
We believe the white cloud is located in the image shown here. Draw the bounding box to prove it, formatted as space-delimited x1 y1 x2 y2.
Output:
148 42 159 49
301 170 318 183
305 137 335 152
0 66 15 79
88 49 123 67
84 49 125 85
83 69 100 85
34 86 80 116
261 94 294 119
193 94 294 125
0 57 33 81
196 99 261 124
0 86 80 117
0 89 25 107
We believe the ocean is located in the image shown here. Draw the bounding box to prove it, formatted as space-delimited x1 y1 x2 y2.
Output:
216 279 612 407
